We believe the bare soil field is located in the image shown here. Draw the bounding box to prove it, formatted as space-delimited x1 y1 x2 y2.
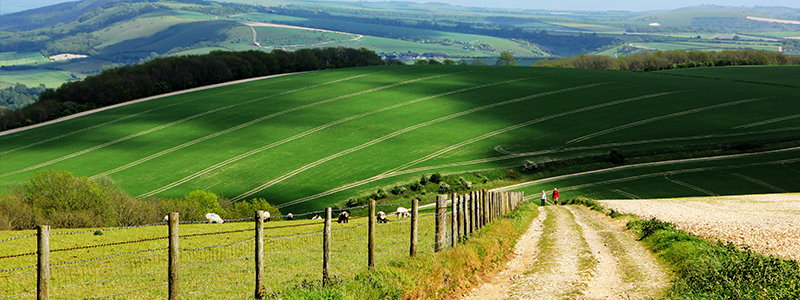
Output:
600 194 800 262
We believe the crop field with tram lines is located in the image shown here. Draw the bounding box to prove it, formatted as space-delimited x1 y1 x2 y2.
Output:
1 65 799 213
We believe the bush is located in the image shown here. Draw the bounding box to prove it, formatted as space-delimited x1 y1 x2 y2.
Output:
429 173 442 184
608 149 626 165
185 190 222 214
390 186 406 195
419 175 428 185
627 217 675 240
372 189 388 199
458 177 472 189
522 160 539 173
409 182 422 191
226 198 281 219
20 170 116 228
438 182 450 194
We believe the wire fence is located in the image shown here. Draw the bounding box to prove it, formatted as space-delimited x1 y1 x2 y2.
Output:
0 191 524 299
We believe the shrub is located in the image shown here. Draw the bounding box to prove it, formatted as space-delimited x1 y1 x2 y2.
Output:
20 170 116 228
372 189 388 199
409 182 422 191
438 182 450 193
608 149 626 165
390 186 406 195
429 173 442 184
522 160 539 173
227 198 281 219
185 190 222 213
458 177 472 189
419 175 428 185
627 217 675 240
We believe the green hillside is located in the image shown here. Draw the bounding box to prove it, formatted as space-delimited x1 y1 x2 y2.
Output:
1 65 798 211
659 65 800 87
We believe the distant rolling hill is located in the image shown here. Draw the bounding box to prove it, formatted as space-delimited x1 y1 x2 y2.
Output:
1 65 798 211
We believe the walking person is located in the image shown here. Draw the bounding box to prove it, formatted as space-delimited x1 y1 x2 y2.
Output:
552 188 560 205
540 190 547 206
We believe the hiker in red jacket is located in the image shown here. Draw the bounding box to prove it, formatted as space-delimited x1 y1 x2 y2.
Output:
552 188 560 205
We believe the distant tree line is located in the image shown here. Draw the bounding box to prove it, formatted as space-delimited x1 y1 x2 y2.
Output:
534 49 800 72
0 47 384 130
0 83 46 110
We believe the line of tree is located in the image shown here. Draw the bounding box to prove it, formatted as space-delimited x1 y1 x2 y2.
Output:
0 47 385 131
0 83 46 110
534 49 800 72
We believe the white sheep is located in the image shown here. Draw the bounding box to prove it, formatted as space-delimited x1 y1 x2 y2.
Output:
286 213 294 220
205 213 224 223
258 211 271 222
311 214 322 220
393 207 410 219
376 211 387 223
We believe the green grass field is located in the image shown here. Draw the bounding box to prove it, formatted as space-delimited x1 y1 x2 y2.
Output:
0 52 49 67
1 65 798 213
659 65 800 87
0 69 76 88
0 209 441 298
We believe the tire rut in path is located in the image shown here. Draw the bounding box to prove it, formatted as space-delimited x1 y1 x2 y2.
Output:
566 205 669 299
462 205 669 299
463 207 547 300
507 206 591 299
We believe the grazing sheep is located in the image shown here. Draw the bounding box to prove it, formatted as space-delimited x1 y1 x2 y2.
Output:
337 211 350 223
286 213 293 221
312 214 322 220
163 215 169 222
376 211 388 223
258 211 271 222
205 213 224 223
393 207 410 219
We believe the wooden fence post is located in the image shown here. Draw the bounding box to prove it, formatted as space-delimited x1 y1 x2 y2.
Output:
482 190 489 227
255 211 266 299
457 195 464 242
451 195 457 247
435 195 446 252
323 207 332 286
410 198 418 257
37 225 49 300
168 212 179 300
368 200 375 269
464 193 472 240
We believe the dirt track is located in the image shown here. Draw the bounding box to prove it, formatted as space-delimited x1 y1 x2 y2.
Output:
601 194 800 262
463 205 668 299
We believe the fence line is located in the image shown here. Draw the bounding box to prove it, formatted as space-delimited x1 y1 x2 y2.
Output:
0 190 525 299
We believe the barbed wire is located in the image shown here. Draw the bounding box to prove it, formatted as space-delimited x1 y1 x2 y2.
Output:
50 247 166 268
182 254 251 269
0 263 37 274
0 234 36 243
0 289 35 299
53 268 161 290
264 229 320 240
223 290 252 300
51 249 165 271
263 221 322 231
181 228 254 238
181 236 254 252
331 222 368 232
264 243 322 256
51 222 167 236
0 251 35 260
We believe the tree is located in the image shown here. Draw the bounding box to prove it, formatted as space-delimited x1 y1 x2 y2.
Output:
471 59 486 65
497 51 516 66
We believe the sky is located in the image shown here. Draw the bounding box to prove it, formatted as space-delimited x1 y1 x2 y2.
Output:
387 0 800 11
2 0 799 15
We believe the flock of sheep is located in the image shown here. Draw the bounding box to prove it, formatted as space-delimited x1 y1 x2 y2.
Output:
185 207 413 224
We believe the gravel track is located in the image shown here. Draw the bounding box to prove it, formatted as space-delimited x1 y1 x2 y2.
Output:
464 205 668 299
600 194 800 262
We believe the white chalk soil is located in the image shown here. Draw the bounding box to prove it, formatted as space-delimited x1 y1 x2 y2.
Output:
463 205 669 300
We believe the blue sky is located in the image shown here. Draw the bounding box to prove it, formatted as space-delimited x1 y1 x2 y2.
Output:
360 0 800 11
3 0 799 15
